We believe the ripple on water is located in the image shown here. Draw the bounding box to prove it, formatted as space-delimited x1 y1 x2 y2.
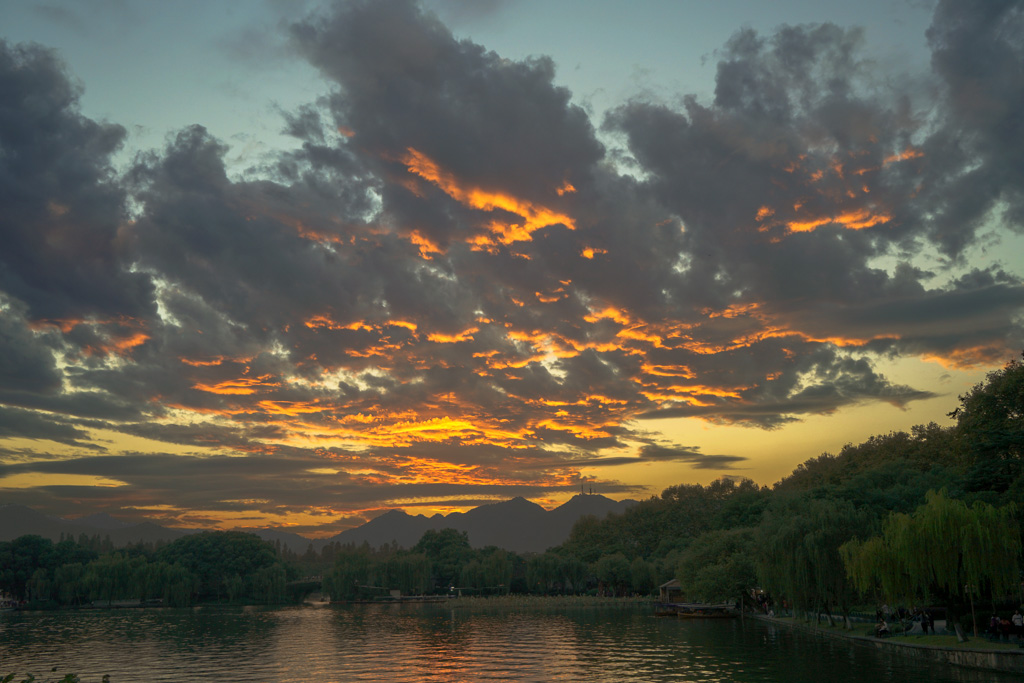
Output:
2 606 1021 682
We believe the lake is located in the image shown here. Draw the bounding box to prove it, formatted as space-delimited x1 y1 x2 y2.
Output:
0 603 1017 682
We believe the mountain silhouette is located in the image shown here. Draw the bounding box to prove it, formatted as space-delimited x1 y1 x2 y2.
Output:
327 493 634 553
1 494 635 554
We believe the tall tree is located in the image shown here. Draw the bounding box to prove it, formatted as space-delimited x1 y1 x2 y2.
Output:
412 529 473 591
677 528 757 606
757 496 872 624
951 353 1024 493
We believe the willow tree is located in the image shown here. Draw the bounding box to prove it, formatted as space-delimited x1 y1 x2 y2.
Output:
841 489 1020 640
757 496 872 626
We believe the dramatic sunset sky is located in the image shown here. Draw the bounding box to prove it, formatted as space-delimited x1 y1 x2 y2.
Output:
1 0 1022 536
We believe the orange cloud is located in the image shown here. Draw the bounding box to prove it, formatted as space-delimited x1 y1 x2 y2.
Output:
786 208 891 233
883 147 924 165
256 400 326 416
408 230 444 259
402 148 576 244
193 375 281 395
427 327 478 343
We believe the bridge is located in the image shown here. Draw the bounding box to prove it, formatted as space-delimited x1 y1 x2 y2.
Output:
287 576 323 601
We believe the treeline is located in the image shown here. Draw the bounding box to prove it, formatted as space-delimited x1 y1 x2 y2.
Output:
0 531 294 608
324 530 513 599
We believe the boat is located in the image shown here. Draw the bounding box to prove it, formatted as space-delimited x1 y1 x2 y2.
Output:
655 602 738 618
675 602 738 618
654 602 680 616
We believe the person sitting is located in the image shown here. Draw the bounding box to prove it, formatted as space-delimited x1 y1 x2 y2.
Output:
875 619 890 637
1000 616 1013 642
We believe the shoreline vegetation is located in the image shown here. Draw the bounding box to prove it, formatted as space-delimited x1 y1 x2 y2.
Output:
4 354 1024 677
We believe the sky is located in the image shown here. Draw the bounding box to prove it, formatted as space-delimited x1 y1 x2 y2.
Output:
1 0 1022 537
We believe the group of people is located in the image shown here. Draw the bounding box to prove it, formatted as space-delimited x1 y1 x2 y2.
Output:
987 610 1024 641
752 590 787 617
874 604 935 637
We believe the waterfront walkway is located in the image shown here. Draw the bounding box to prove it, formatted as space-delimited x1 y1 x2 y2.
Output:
752 613 1024 675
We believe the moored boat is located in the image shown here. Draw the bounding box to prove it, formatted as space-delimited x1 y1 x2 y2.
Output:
675 602 738 618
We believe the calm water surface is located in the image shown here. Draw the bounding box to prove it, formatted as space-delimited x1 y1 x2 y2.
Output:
1 604 1018 682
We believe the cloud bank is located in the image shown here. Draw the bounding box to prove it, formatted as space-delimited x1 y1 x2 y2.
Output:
1 0 1022 532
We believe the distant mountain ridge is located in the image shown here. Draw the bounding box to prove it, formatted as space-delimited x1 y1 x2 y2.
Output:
0 494 635 555
0 504 187 547
325 494 635 553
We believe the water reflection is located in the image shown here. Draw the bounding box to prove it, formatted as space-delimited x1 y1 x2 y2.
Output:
1 605 1019 682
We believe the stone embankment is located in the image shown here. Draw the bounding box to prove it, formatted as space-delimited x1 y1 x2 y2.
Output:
753 614 1024 675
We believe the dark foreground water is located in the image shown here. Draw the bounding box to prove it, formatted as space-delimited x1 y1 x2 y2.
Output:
0 603 1018 682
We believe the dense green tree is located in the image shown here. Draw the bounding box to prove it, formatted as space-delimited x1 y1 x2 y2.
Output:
841 489 1021 638
323 548 375 601
561 478 763 564
53 563 88 606
594 553 631 596
951 354 1024 494
757 496 872 624
156 531 280 602
629 556 657 595
774 425 958 495
458 559 484 590
677 528 757 606
385 553 431 595
480 548 514 593
561 514 616 563
146 560 197 607
526 552 563 594
559 554 588 594
26 568 52 604
251 563 288 604
0 535 56 600
412 529 473 590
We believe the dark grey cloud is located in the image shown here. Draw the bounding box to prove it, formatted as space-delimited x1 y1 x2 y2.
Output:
0 450 637 531
0 405 97 448
0 300 62 394
569 444 747 471
1 0 1022 528
920 0 1024 252
0 40 153 321
290 0 602 238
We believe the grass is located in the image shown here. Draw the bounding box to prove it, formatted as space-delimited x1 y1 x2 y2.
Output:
768 615 1024 652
